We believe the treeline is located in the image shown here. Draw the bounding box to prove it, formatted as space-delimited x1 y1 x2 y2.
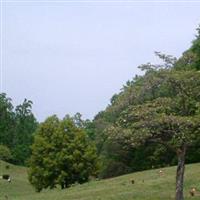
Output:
0 95 38 165
91 27 200 179
0 97 99 191
1 24 200 199
90 26 200 199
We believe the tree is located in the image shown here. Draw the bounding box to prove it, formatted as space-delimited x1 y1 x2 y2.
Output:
13 99 38 165
110 69 200 200
0 93 15 148
28 115 99 192
174 25 200 71
0 94 38 165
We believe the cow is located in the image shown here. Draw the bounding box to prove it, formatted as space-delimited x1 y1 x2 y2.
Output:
1 175 11 183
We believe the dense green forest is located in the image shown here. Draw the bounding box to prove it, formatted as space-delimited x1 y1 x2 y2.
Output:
1 26 200 200
92 26 200 179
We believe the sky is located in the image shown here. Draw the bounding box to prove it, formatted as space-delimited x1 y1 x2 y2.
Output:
1 1 200 121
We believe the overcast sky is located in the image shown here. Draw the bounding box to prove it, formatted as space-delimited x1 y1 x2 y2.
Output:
1 1 200 121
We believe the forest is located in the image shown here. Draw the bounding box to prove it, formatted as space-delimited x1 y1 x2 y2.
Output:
1 26 200 200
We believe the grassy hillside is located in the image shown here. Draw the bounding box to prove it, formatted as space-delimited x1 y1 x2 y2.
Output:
0 160 200 200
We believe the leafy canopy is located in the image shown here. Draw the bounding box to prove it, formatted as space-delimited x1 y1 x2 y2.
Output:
28 115 99 192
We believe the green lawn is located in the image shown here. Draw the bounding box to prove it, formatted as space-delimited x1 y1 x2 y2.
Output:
0 160 200 200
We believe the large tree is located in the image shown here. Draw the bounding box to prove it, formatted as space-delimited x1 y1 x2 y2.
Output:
109 69 200 200
28 115 99 192
92 27 200 181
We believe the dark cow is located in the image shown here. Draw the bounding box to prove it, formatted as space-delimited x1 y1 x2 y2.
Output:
1 175 11 183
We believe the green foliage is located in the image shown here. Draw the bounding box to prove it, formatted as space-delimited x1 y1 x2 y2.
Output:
175 25 200 71
0 145 12 161
0 93 38 165
99 158 131 178
111 70 199 171
28 115 99 192
0 93 15 148
13 99 38 165
92 31 200 177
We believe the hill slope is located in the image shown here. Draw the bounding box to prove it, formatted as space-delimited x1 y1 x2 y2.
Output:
0 160 200 200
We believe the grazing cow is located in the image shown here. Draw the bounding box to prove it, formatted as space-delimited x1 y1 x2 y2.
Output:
189 188 196 196
159 170 164 176
2 175 11 183
130 179 135 184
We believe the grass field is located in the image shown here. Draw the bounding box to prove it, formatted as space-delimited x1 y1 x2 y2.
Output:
0 160 200 200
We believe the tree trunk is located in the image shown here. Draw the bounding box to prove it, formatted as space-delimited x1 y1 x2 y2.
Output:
61 182 65 189
175 146 186 200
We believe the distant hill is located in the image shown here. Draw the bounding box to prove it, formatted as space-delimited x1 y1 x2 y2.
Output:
0 160 200 200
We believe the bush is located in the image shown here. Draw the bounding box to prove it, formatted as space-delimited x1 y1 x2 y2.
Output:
28 115 99 192
99 159 131 179
0 145 12 162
